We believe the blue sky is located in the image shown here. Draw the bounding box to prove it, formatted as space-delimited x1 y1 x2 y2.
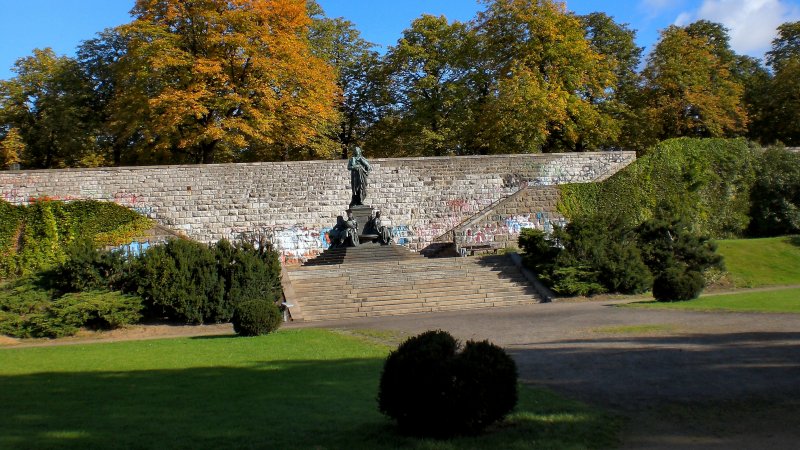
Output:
1 0 799 80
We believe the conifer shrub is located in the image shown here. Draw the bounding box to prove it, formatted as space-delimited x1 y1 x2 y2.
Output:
652 266 705 302
51 238 127 293
378 330 518 437
129 238 225 324
231 299 282 336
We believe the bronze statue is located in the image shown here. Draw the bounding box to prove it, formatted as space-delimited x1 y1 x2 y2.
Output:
376 211 393 245
348 147 371 207
329 211 360 248
367 210 393 245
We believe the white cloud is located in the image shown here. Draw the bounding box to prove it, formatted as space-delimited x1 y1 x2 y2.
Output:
673 0 800 56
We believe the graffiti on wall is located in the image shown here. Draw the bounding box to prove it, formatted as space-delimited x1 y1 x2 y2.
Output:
460 212 567 244
230 224 334 264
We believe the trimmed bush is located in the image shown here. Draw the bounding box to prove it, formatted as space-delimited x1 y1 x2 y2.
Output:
378 330 518 437
232 299 282 336
653 267 705 302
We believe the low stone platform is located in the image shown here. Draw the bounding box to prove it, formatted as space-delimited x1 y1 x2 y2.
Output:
284 243 542 321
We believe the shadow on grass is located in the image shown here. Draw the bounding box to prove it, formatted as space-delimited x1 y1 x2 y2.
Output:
788 235 800 248
0 357 616 450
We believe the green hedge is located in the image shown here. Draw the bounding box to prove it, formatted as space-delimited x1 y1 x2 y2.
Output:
558 138 758 239
0 199 152 278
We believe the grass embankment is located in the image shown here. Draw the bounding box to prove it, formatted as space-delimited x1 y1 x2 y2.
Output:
716 236 800 288
0 329 618 449
626 236 800 313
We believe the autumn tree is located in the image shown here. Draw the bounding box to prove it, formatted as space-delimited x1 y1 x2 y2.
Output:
475 0 619 153
0 127 24 169
0 48 99 168
109 0 339 164
641 24 747 142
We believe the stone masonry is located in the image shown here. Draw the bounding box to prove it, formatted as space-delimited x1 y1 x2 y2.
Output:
0 152 635 263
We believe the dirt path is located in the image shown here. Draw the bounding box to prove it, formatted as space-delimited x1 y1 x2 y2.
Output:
3 297 800 448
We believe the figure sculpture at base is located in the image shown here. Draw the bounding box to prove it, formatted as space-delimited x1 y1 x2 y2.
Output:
366 211 393 245
329 211 360 248
348 147 371 207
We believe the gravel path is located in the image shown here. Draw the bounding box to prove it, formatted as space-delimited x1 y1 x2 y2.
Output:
295 300 800 449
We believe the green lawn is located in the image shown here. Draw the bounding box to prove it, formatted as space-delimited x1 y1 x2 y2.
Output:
716 236 800 287
0 329 618 449
629 287 800 314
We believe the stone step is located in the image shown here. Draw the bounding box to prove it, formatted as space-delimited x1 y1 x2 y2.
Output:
287 249 542 322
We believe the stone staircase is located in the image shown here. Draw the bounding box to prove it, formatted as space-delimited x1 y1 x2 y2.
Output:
285 243 542 321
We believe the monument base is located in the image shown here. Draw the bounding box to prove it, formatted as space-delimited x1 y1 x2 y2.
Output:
349 205 378 243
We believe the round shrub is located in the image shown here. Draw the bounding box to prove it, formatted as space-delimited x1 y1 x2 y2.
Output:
232 299 282 336
378 330 518 437
653 266 705 302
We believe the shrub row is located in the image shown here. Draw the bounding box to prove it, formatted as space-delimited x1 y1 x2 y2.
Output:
0 280 142 338
520 211 723 301
0 237 284 338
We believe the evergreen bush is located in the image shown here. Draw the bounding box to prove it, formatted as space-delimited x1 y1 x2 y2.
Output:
378 330 518 437
652 266 705 302
129 238 224 324
231 299 282 336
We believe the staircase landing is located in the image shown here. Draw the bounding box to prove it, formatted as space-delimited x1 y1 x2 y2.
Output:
285 244 542 322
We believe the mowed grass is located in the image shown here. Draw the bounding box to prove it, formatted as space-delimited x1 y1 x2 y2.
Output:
0 329 619 449
716 236 800 287
629 287 800 314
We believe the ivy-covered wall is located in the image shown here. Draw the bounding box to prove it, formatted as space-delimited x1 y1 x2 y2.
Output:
0 199 152 278
558 138 758 238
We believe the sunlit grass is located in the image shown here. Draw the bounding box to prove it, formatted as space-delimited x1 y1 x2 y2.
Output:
627 288 800 314
716 236 800 288
0 328 619 449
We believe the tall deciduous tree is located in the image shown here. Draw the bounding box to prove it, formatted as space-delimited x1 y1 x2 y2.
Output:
0 48 98 168
475 0 619 153
369 14 479 157
0 127 24 168
641 24 747 142
111 0 339 164
580 12 643 150
307 1 383 158
758 21 800 145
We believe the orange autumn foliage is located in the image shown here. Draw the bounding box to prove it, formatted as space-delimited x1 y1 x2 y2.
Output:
112 0 339 163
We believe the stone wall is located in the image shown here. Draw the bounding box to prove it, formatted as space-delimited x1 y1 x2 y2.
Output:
452 186 566 250
0 152 634 263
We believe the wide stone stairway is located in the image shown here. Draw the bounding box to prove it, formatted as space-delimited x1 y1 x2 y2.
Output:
285 244 542 322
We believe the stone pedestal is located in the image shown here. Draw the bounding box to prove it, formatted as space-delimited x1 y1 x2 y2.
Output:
349 205 377 242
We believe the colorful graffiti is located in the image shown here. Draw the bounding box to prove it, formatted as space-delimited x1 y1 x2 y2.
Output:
230 224 334 264
392 225 413 245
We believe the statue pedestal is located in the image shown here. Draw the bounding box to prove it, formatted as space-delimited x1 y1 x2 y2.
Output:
350 205 378 243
